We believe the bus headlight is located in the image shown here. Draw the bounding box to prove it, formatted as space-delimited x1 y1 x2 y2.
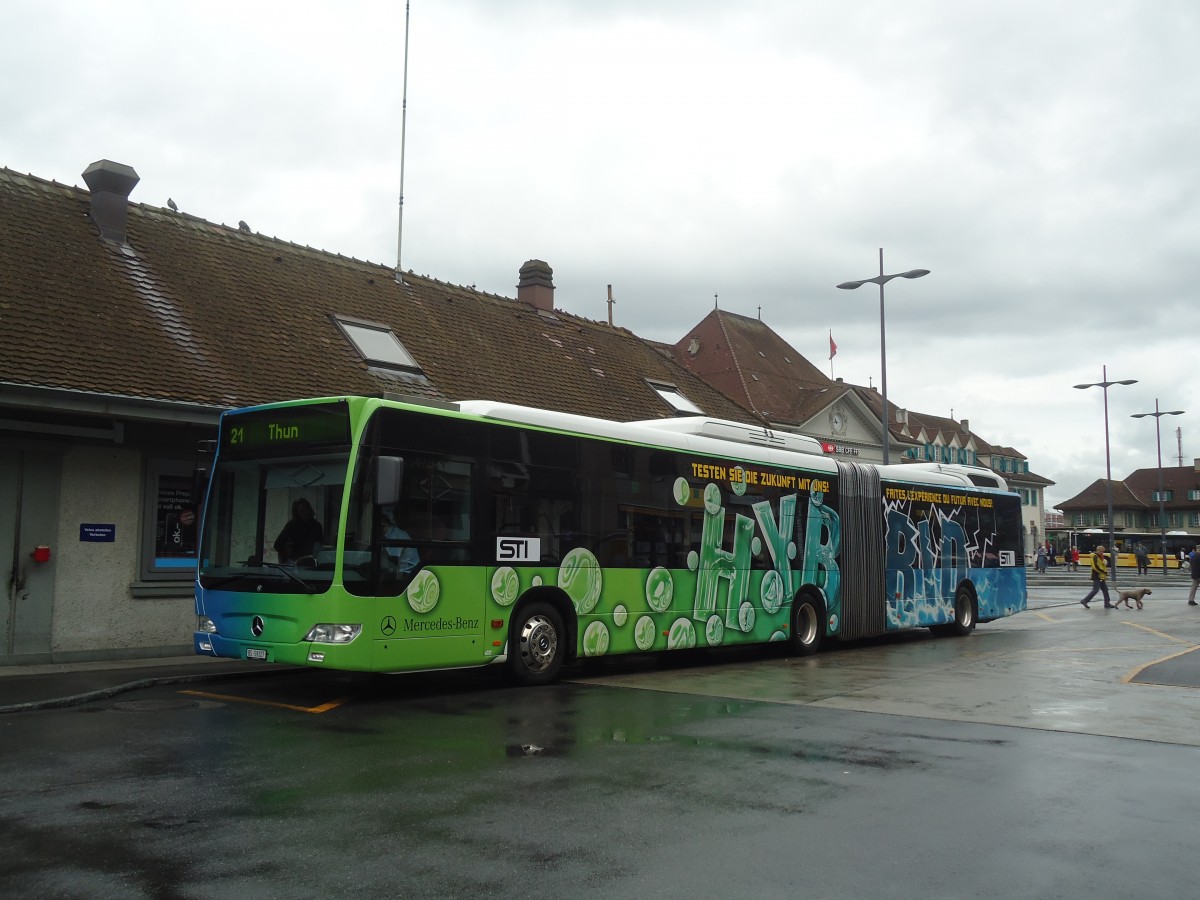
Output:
198 616 218 634
305 623 362 644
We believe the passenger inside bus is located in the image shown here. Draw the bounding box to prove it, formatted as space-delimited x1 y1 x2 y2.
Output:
273 497 325 564
380 507 421 574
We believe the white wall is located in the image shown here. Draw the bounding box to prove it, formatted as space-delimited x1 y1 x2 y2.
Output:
51 446 193 655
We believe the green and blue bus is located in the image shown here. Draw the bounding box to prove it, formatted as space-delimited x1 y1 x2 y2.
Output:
194 395 1026 684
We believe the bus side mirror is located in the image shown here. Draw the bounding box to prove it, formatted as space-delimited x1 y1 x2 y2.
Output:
377 456 404 506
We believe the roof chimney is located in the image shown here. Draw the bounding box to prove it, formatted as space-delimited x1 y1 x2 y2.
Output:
517 259 555 312
82 159 140 244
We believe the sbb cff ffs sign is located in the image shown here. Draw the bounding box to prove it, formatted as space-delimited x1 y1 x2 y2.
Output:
496 537 540 562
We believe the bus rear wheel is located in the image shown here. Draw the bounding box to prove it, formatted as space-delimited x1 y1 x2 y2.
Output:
933 586 976 637
789 592 824 657
509 601 566 686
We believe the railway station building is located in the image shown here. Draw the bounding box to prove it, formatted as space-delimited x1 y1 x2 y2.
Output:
2 157 1052 663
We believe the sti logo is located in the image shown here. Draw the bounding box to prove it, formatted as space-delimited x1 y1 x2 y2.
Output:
999 550 1016 567
497 536 540 562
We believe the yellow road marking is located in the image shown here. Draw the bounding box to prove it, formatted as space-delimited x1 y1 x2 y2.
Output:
179 688 350 714
1121 621 1199 645
1033 612 1055 623
1122 644 1200 685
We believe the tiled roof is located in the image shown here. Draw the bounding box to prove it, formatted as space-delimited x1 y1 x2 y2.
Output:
669 309 835 423
1107 466 1200 511
665 309 1047 478
1057 479 1147 510
1040 461 1200 510
0 166 754 424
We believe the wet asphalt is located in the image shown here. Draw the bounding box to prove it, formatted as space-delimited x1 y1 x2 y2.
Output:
2 569 1199 898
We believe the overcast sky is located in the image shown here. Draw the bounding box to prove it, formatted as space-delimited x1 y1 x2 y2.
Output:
5 0 1198 509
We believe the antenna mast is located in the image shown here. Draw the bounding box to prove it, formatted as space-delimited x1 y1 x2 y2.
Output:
394 0 412 284
1178 426 1184 467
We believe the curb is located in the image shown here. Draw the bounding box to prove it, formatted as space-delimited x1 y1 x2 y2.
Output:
0 666 299 715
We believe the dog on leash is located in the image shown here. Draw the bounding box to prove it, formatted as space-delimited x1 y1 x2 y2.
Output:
1115 587 1152 609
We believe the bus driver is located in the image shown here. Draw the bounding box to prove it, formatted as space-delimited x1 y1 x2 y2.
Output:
274 498 324 564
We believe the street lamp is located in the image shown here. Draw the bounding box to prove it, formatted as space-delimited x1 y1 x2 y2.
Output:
837 248 930 465
1131 400 1185 577
1073 366 1137 584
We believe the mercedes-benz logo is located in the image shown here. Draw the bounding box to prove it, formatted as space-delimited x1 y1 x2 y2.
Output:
381 616 397 636
251 615 264 637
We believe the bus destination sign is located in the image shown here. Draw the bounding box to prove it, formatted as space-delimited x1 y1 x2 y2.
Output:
219 402 351 453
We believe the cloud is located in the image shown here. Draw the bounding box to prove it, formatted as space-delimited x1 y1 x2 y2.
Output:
4 0 1198 510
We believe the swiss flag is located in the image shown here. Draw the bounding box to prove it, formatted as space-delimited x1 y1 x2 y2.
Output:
829 332 837 360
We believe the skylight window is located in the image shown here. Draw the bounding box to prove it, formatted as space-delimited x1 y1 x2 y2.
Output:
333 316 420 371
648 380 704 416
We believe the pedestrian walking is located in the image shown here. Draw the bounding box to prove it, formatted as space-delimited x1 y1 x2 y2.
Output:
1080 545 1114 609
1070 546 1080 571
1036 544 1047 574
1188 547 1200 607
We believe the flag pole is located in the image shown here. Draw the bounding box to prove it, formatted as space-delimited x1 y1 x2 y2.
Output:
395 0 412 284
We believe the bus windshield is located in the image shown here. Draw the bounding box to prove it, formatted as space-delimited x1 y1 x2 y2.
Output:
198 451 350 593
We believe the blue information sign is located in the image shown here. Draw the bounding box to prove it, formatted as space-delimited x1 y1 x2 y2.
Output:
80 523 116 542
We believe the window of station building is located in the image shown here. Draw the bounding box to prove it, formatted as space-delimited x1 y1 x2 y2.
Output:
333 315 421 372
140 459 202 581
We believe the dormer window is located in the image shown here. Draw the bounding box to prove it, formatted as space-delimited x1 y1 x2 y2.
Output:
333 316 420 372
648 380 703 416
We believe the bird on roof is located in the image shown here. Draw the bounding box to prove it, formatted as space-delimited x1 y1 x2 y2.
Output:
167 197 179 212
238 220 250 232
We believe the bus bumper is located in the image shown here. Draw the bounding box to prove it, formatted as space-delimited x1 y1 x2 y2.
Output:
194 632 380 670
193 632 311 666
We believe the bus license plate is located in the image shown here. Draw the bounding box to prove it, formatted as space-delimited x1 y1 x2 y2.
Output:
246 648 268 661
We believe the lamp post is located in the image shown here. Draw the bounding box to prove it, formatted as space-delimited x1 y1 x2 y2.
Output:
837 249 930 465
1131 400 1185 577
1073 366 1137 584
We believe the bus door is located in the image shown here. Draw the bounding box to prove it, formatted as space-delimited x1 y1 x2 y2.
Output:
346 429 482 671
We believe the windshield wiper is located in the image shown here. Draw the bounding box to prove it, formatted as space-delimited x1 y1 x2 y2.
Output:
202 561 316 593
259 561 318 593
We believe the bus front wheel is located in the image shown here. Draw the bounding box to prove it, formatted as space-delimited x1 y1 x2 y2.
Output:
789 592 824 657
509 602 566 686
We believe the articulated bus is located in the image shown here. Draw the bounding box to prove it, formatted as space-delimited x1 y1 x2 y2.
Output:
194 395 1026 684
